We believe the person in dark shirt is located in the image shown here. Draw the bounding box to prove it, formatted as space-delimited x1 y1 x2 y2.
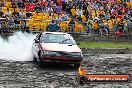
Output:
117 19 124 32
82 3 88 11
118 10 122 15
26 10 32 18
62 0 66 11
46 20 59 32
0 7 4 33
17 0 25 9
34 3 41 13
0 8 4 17
12 8 20 18
68 19 75 32
0 11 3 17
129 9 132 17
66 1 73 14
11 1 17 8
53 0 57 5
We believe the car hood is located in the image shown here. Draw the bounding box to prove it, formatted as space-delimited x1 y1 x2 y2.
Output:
41 43 81 52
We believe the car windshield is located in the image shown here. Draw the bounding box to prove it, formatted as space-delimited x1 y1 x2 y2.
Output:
41 33 76 45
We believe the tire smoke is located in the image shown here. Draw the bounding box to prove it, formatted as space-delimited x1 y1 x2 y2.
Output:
0 31 37 61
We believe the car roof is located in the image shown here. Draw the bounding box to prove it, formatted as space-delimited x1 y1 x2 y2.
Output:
42 32 69 35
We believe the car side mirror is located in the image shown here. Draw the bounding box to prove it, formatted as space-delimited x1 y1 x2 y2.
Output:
35 39 40 43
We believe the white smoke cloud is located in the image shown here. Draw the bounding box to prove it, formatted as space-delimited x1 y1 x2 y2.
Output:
0 31 37 61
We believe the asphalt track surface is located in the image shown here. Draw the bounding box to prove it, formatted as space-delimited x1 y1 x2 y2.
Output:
0 54 132 88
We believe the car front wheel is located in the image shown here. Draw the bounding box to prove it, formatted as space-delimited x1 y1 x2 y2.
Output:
38 51 44 67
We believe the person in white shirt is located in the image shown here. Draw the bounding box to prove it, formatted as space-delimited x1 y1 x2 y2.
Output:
4 8 12 17
76 8 83 21
76 8 83 16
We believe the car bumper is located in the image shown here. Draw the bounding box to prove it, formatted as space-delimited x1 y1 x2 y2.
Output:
41 55 83 64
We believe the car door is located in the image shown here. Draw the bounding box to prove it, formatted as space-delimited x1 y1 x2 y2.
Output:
32 33 42 58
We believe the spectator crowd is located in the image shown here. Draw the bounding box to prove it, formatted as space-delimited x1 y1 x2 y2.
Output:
0 0 71 32
65 0 132 37
0 0 132 37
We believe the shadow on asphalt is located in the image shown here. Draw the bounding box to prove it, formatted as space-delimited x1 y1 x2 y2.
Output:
36 62 77 72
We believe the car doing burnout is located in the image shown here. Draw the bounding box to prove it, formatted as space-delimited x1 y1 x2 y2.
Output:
32 32 83 68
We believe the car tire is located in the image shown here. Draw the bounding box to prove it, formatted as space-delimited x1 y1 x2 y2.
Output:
38 51 43 67
74 63 80 68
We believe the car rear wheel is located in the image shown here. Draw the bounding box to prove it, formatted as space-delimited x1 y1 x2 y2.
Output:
74 63 81 68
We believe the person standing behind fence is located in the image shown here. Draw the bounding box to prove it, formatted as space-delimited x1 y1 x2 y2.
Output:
128 18 132 36
7 16 15 32
12 8 20 29
19 9 26 31
76 7 83 21
117 19 125 33
68 19 75 33
98 19 109 36
20 20 26 32
56 14 62 25
92 1 98 16
92 19 99 34
86 18 92 34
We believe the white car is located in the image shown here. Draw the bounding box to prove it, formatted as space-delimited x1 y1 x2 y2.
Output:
32 32 83 68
